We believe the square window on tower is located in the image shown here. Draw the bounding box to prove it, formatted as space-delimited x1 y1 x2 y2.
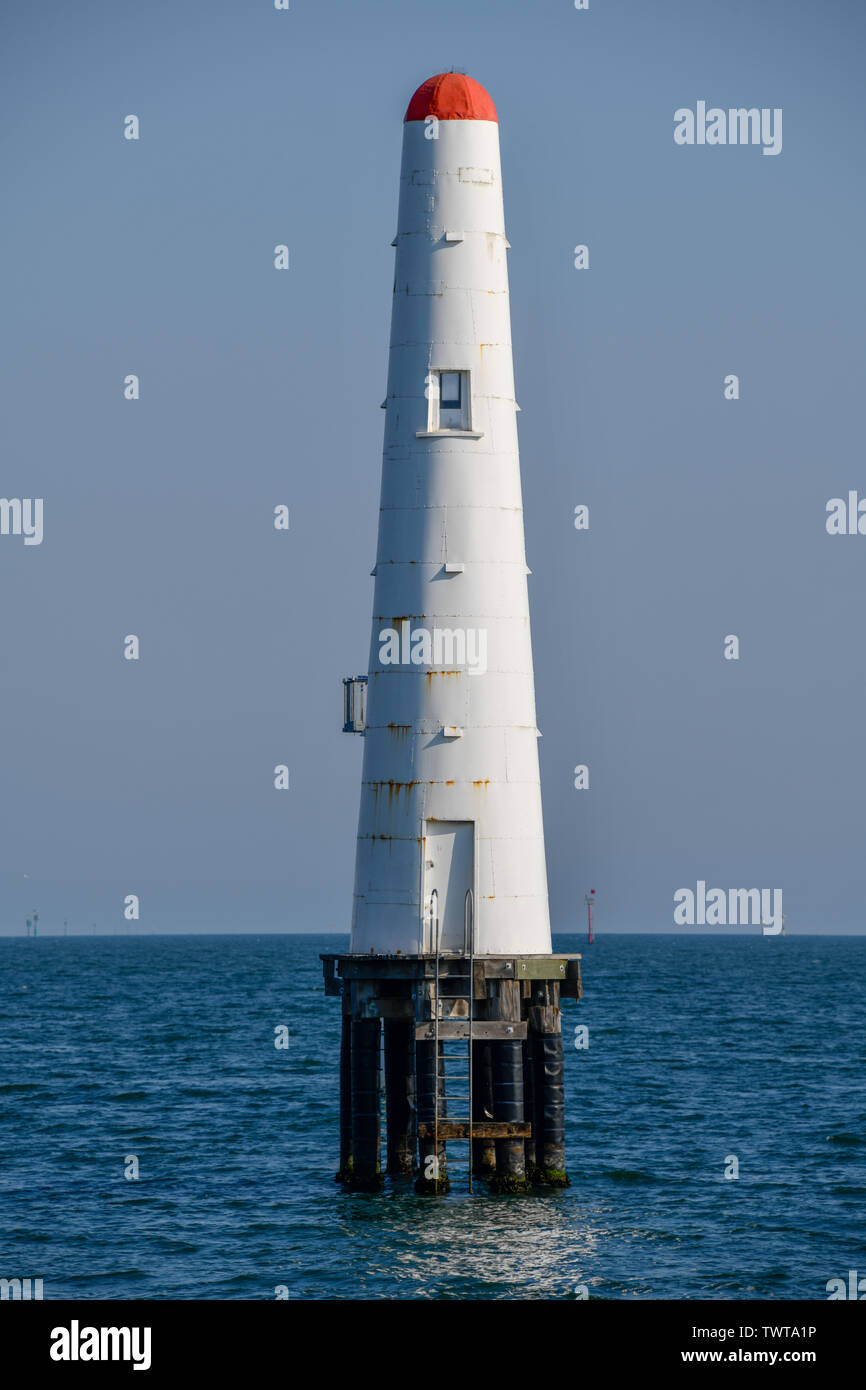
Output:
432 369 471 431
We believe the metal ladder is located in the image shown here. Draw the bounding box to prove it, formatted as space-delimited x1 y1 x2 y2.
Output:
433 890 475 1190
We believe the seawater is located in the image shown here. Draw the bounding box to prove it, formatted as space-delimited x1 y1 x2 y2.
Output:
1 933 864 1300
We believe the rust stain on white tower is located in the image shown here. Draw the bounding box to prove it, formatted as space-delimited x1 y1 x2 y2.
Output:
350 72 552 959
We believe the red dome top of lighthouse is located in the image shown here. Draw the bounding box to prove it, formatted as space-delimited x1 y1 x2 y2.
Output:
404 72 497 124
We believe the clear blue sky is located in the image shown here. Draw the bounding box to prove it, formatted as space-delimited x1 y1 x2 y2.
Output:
2 0 865 933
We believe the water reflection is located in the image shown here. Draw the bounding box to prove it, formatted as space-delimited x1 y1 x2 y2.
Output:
336 1187 606 1298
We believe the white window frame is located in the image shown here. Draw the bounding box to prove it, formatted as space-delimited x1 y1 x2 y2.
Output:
417 369 483 438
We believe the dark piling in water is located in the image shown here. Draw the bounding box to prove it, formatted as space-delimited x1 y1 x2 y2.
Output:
349 1016 383 1191
384 1017 416 1176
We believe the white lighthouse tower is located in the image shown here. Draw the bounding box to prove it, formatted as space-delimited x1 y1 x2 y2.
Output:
326 74 579 1194
349 71 551 960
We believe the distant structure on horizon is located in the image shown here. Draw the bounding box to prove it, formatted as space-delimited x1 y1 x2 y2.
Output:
323 73 581 1194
